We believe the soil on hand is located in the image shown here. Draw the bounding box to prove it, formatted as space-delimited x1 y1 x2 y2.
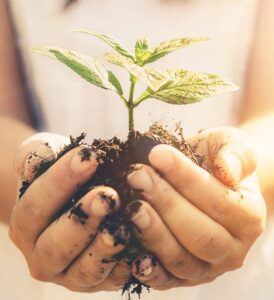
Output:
19 123 203 299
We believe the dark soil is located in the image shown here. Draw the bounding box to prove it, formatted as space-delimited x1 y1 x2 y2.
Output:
18 123 202 298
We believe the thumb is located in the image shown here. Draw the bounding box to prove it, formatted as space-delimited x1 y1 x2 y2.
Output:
13 132 69 182
211 128 257 185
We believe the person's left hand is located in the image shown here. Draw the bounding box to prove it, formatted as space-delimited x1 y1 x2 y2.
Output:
127 127 266 290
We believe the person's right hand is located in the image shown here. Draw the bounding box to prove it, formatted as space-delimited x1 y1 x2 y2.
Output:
9 133 131 292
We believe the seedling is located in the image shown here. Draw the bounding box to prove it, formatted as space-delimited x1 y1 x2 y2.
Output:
32 30 237 133
29 31 237 298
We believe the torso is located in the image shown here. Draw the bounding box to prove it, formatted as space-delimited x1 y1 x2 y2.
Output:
3 1 271 299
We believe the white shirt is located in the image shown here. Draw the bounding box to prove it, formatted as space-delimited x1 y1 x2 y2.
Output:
2 1 272 299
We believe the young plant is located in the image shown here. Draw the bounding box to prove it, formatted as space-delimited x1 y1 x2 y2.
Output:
30 31 238 298
31 30 237 133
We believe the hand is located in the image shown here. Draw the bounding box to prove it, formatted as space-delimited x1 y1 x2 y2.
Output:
9 133 131 292
127 127 266 290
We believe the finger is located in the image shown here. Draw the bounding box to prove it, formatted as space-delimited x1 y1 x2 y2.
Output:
127 200 209 280
132 255 181 290
53 261 131 293
105 261 131 291
31 186 120 275
64 225 130 287
148 145 266 239
13 132 69 182
128 165 239 264
188 127 257 184
10 146 97 248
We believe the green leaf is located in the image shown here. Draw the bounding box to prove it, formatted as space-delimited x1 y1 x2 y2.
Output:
130 68 169 91
145 69 238 104
104 52 132 68
135 68 238 105
135 36 152 65
73 29 136 62
107 71 123 95
31 46 122 92
104 52 169 91
143 37 209 65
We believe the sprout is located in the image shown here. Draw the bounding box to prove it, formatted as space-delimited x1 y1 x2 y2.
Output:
31 30 238 132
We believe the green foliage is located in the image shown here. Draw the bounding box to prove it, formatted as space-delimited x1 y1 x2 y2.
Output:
32 30 238 131
141 37 209 65
135 36 151 65
135 69 238 105
31 46 123 94
73 29 136 62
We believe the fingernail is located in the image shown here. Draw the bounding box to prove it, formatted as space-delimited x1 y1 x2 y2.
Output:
91 188 118 217
149 145 174 171
23 143 55 181
102 230 115 247
128 202 151 230
102 226 130 247
70 146 97 174
133 255 155 277
222 153 242 181
127 168 152 192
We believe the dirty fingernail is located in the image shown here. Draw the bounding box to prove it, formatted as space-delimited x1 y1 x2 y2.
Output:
102 225 130 248
133 255 155 277
127 168 152 192
128 201 151 230
102 230 116 247
149 145 174 172
70 146 97 174
23 143 55 181
91 188 119 217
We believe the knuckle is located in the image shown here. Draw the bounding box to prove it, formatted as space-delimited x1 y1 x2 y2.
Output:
144 226 166 245
168 255 204 280
20 189 45 222
8 214 31 246
29 265 49 282
173 171 197 192
210 199 229 220
217 246 246 271
192 230 229 261
230 258 245 270
67 264 104 287
152 192 177 217
34 239 70 271
35 241 55 261
222 255 245 271
45 168 72 194
245 212 266 240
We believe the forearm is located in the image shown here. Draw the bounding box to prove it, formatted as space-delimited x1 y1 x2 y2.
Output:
240 114 274 213
0 0 31 124
0 115 35 224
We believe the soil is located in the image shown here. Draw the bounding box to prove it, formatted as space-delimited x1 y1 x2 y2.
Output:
18 123 203 299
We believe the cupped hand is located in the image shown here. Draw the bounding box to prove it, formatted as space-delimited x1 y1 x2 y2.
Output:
9 133 131 292
127 127 266 290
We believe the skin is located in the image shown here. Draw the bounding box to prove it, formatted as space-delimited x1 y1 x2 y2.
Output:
127 128 265 288
1 0 274 293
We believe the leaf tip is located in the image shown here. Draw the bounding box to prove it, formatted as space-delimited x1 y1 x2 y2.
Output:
71 28 86 33
224 81 240 92
29 46 38 53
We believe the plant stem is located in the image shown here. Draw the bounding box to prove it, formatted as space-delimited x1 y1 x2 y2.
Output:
120 94 129 108
128 76 136 132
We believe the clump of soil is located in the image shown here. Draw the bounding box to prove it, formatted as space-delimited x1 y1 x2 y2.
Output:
19 123 202 299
